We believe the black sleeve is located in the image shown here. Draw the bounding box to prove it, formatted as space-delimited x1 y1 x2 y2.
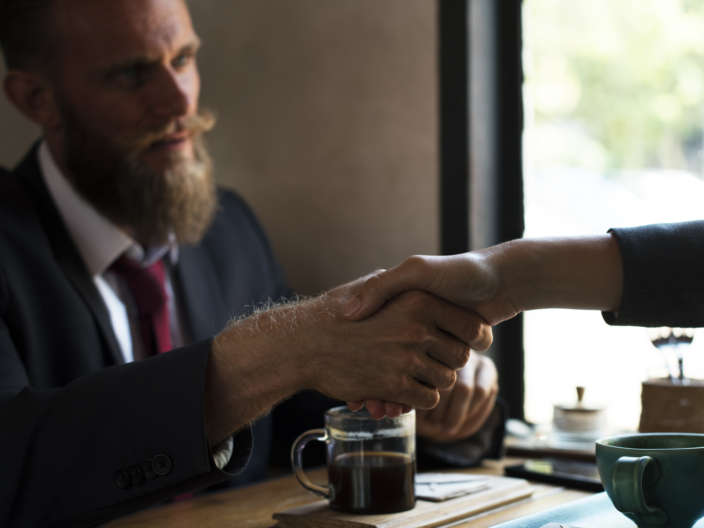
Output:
416 400 506 469
0 335 252 528
603 221 704 327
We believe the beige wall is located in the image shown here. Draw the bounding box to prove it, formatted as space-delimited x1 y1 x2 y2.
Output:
0 0 439 294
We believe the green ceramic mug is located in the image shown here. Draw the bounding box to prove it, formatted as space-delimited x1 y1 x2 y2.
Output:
596 433 704 528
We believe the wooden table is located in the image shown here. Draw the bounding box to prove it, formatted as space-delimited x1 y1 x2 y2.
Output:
105 458 591 528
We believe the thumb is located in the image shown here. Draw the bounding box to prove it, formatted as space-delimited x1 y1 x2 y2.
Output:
343 257 428 320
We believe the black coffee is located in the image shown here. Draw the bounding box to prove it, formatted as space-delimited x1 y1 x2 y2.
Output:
328 451 415 514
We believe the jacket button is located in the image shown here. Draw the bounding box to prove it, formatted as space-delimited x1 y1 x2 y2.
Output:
114 469 132 490
129 464 145 486
152 454 173 476
142 459 157 481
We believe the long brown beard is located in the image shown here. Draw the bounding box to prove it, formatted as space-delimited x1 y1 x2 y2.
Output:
61 109 218 247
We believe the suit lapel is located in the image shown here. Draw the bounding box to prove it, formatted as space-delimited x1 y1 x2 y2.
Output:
174 246 229 342
16 146 124 365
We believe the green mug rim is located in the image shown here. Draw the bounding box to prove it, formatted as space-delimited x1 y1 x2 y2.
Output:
596 432 704 450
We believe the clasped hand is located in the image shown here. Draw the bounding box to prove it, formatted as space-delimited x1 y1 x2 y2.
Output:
340 264 499 442
304 277 492 411
347 350 498 442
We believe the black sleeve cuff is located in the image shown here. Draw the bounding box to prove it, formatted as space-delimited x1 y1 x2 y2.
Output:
602 222 704 327
416 400 506 469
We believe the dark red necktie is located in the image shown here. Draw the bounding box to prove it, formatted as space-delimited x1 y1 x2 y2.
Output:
110 256 192 500
110 255 172 355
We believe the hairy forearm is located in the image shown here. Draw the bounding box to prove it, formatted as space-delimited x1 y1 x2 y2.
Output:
493 234 623 313
203 302 311 446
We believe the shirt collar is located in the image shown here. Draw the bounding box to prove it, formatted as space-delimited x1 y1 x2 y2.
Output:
38 141 177 275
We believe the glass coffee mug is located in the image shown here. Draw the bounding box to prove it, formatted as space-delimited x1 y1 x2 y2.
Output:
291 406 416 514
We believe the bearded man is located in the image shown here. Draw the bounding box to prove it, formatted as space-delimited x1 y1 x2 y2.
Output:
0 0 501 526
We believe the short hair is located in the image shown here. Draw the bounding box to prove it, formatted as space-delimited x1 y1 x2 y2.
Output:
0 0 55 70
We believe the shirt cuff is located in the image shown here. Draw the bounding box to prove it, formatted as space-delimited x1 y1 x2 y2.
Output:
212 436 234 470
215 426 253 475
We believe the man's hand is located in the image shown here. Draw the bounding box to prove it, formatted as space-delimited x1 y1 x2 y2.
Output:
349 352 498 438
342 253 518 326
304 279 493 407
415 352 498 442
340 259 503 426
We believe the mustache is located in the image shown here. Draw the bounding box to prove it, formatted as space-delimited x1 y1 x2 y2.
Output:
122 109 217 152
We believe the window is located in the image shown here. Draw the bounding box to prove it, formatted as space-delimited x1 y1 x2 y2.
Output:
522 0 704 429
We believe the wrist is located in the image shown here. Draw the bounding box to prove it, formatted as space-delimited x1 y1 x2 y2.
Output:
479 239 529 316
205 304 311 444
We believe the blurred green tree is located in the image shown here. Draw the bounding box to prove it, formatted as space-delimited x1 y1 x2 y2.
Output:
524 0 704 174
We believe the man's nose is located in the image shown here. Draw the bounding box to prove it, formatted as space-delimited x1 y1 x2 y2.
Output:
150 67 195 120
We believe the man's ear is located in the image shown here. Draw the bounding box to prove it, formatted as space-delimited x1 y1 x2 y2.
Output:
3 70 61 128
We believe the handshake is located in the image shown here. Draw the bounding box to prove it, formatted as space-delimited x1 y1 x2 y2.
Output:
214 233 622 446
308 230 623 440
212 253 501 446
294 252 498 442
327 265 499 443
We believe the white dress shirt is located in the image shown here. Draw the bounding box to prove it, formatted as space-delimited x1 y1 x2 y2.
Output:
38 141 232 468
38 141 186 362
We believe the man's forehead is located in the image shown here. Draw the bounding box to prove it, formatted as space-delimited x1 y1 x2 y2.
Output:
56 0 197 65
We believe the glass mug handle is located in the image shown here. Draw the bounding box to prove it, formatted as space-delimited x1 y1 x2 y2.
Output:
611 455 667 525
291 428 330 498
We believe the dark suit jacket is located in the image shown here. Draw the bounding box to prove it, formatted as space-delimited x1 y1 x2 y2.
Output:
0 146 331 526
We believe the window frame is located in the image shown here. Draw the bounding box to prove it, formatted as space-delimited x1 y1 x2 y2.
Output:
438 0 525 419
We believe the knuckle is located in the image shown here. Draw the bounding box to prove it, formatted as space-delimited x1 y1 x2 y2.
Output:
449 369 459 386
398 375 414 395
443 344 469 369
406 322 433 344
488 385 499 403
398 290 429 311
476 326 494 351
405 378 440 410
404 254 430 275
405 353 422 373
438 368 457 389
421 390 440 409
364 271 387 292
454 317 494 352
455 380 473 400
414 355 432 375
457 345 471 366
461 317 482 342
473 383 491 401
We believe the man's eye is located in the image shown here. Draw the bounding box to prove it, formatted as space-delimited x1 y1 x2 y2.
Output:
112 65 148 88
172 52 194 69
